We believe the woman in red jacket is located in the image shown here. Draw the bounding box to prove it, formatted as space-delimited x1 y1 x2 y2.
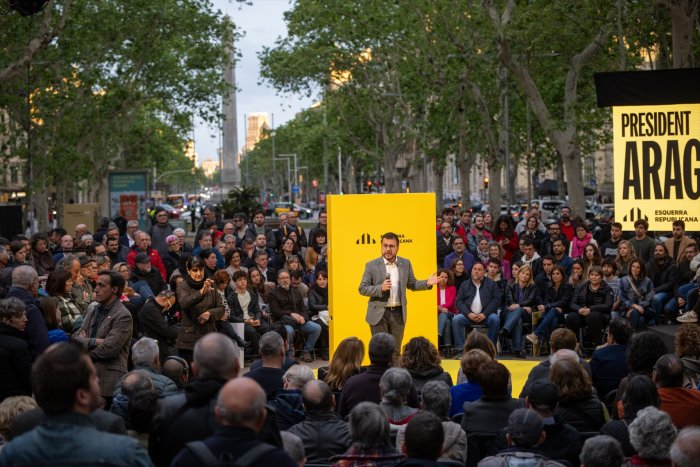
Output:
492 215 519 262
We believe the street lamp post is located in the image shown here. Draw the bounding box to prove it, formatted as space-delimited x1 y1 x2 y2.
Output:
279 153 298 202
273 157 292 202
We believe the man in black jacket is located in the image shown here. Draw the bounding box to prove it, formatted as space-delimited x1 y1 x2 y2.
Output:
170 377 296 467
452 262 502 350
131 253 166 296
647 243 679 324
148 333 241 467
268 269 320 363
138 291 179 363
6 266 49 359
245 210 277 251
288 380 351 464
522 380 580 467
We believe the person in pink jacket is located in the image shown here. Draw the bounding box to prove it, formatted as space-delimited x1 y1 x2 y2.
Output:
437 268 457 347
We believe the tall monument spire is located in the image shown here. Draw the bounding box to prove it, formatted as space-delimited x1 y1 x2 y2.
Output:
221 16 241 189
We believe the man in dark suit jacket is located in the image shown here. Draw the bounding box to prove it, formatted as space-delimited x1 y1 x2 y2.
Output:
451 262 501 351
358 232 438 350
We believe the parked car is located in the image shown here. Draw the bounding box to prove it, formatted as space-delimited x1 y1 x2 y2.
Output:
155 203 180 220
443 202 462 213
293 204 313 219
529 199 565 220
272 202 313 219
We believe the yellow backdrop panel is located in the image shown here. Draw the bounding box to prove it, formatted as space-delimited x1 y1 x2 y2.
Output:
327 193 437 363
613 104 700 231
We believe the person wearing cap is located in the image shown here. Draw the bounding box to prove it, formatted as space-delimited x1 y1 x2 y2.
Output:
138 290 180 363
131 253 166 297
149 207 175 261
126 231 167 281
71 255 97 312
162 235 182 280
478 409 566 467
523 380 580 467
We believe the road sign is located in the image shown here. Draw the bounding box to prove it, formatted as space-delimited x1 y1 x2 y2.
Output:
292 184 300 194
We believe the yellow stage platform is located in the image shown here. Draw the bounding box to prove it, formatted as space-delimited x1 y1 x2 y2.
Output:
439 358 538 397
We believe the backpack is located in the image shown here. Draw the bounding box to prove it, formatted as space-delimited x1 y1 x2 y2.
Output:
184 441 276 467
501 452 550 467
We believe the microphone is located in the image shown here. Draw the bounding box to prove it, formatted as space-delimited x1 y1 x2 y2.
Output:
385 273 391 281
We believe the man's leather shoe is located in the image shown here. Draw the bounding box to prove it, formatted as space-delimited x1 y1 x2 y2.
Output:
515 350 527 359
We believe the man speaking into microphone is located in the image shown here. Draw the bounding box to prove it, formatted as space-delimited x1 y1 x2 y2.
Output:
359 232 439 350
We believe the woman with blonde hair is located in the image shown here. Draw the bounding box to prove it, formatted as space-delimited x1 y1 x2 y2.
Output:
501 264 537 358
615 240 637 278
318 337 365 392
0 396 38 448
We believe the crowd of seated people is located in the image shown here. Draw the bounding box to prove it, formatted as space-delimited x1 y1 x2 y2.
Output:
437 207 700 358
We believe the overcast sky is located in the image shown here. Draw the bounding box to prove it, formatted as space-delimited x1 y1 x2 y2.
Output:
193 0 314 163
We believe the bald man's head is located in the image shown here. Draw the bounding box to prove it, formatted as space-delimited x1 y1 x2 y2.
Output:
193 333 240 380
302 380 334 412
215 378 267 432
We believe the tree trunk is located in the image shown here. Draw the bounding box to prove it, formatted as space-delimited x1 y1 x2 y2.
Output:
560 147 587 218
383 150 400 193
659 0 699 68
434 165 444 212
506 152 517 204
458 157 473 204
346 156 357 194
488 162 502 219
35 183 49 233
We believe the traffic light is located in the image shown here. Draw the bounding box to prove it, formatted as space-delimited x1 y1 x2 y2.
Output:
483 176 489 189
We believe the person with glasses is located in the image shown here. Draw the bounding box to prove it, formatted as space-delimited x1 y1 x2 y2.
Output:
149 207 175 261
70 256 97 311
539 222 562 257
231 213 248 245
120 220 140 249
269 269 321 363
